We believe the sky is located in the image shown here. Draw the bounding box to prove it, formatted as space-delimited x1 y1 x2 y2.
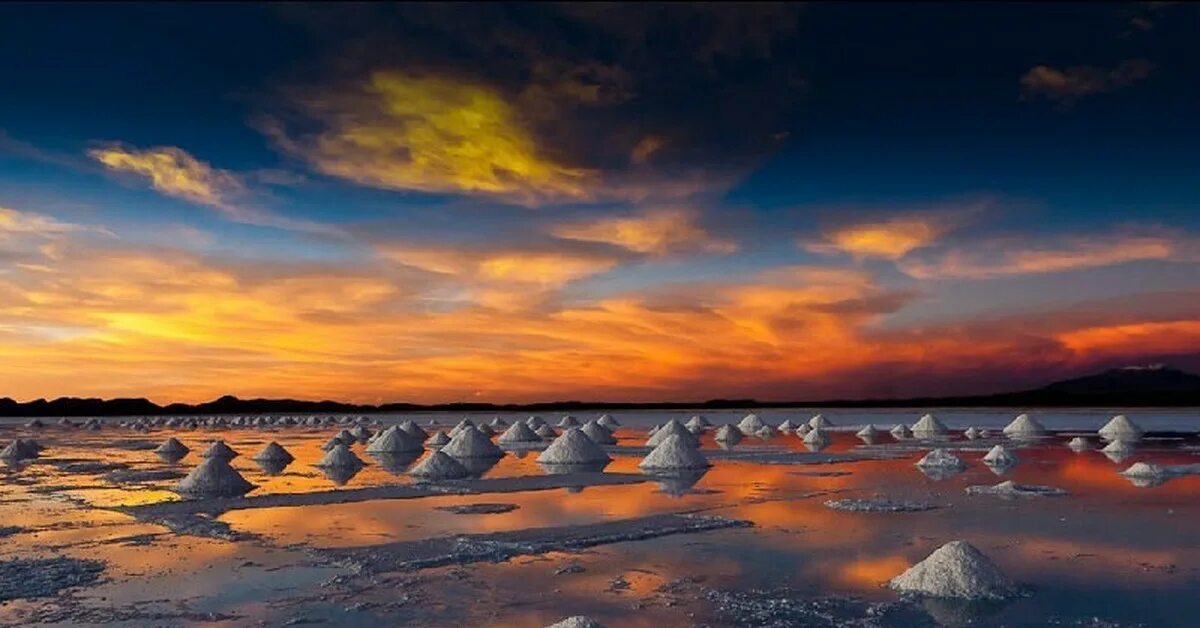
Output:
1 3 1198 404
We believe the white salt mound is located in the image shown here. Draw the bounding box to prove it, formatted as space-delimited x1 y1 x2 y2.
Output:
982 445 1017 467
399 420 428 440
809 414 832 429
155 437 189 455
525 415 547 429
408 450 470 480
557 415 581 428
1002 413 1046 438
597 414 620 429
201 441 238 460
1067 436 1090 451
714 424 742 444
639 434 709 471
426 431 451 448
475 423 495 437
912 414 949 437
803 427 829 446
1099 415 1143 441
489 417 508 428
537 428 610 465
794 423 813 437
349 425 373 441
175 457 255 497
757 425 778 439
497 421 542 444
856 424 880 440
321 436 343 451
647 419 697 448
891 424 912 439
545 616 605 628
253 441 294 463
441 426 504 459
334 429 356 445
366 426 423 454
580 420 617 445
1120 462 1164 479
315 442 364 468
1102 439 1134 454
449 419 476 438
888 540 1017 600
966 480 1067 497
963 427 980 440
737 413 765 435
535 424 557 439
25 419 44 429
777 419 795 431
916 448 965 470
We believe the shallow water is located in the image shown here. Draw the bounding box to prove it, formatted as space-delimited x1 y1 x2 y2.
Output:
1 409 1198 626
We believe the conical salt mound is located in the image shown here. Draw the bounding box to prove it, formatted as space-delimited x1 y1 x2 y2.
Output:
489 417 509 428
321 436 344 451
916 448 965 470
889 540 1017 600
1102 438 1134 454
777 419 795 431
425 430 451 448
476 423 495 437
201 440 238 460
538 428 610 465
1067 436 1090 451
794 423 812 437
580 420 617 445
982 445 1017 467
334 429 356 445
497 421 542 445
803 427 829 446
912 414 949 437
366 426 423 454
1121 462 1164 479
1002 413 1046 438
399 420 428 441
449 418 476 438
25 418 44 429
809 414 832 429
545 615 605 628
639 434 709 471
349 425 373 442
737 413 765 435
0 440 35 460
1099 415 1143 441
685 415 711 432
714 424 742 445
964 427 981 440
557 415 581 428
175 457 255 497
408 450 470 480
757 425 779 439
58 417 75 427
597 414 620 429
647 419 697 448
891 424 912 439
856 424 880 440
253 441 294 463
315 442 364 469
526 415 547 429
441 426 503 459
155 437 189 455
535 424 557 439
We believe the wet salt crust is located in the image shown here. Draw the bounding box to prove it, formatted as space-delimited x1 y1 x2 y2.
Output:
434 502 519 515
0 557 105 601
966 480 1068 497
824 498 938 512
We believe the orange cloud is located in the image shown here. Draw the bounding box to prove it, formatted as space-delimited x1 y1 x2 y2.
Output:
1057 320 1200 358
1020 58 1153 105
805 213 957 260
900 232 1178 279
551 208 737 255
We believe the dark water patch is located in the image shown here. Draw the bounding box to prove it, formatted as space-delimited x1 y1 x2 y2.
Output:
435 503 519 515
0 557 105 601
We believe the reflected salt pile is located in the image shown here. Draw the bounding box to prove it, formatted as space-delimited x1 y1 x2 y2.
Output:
371 451 421 475
1101 438 1135 462
175 457 255 497
714 424 742 445
889 540 1017 600
651 468 710 497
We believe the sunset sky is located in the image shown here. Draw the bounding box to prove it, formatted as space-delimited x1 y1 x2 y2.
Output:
1 3 1198 404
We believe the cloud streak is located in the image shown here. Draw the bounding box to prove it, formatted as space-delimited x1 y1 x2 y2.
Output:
1020 58 1153 105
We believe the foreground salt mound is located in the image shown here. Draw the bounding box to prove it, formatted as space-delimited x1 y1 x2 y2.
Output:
408 450 470 480
537 428 610 465
497 421 542 445
737 413 765 435
714 424 742 445
916 448 965 470
891 424 912 439
856 424 880 442
597 414 620 430
639 434 709 471
425 430 450 448
155 437 189 456
982 445 1017 467
366 426 424 454
252 441 294 463
580 420 617 445
175 458 255 497
1099 415 1143 441
201 440 238 460
442 426 503 459
912 414 949 438
647 419 697 448
1003 413 1046 438
545 616 605 628
889 540 1017 600
315 442 364 468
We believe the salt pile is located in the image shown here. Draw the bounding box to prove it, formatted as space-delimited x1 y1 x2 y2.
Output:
365 426 423 454
25 418 44 429
916 448 966 471
315 442 364 469
1002 413 1046 438
809 414 832 429
408 451 470 479
794 423 813 437
175 458 255 497
349 425 373 442
334 429 356 444
399 420 428 440
580 420 617 445
545 616 605 628
441 426 504 459
201 440 238 460
557 415 581 428
756 425 779 439
84 418 102 431
535 424 558 439
966 480 1068 497
912 414 949 438
737 413 765 435
714 424 742 445
856 424 880 442
537 428 610 465
1101 439 1134 456
685 415 710 433
1120 462 1163 479
0 440 37 460
891 424 912 439
489 417 508 428
982 445 1017 467
963 427 980 440
58 417 75 427
888 540 1017 600
1067 436 1090 451
449 419 476 438
252 441 294 463
597 414 620 430
647 419 697 448
777 419 795 431
638 434 709 471
475 423 495 437
803 427 830 448
525 415 547 429
1099 414 1143 441
497 421 542 444
321 436 343 451
155 437 189 456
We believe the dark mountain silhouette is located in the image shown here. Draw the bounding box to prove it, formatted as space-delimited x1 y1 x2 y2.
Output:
3 365 1200 417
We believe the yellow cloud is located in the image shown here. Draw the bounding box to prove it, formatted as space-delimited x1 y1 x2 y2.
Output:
552 208 736 255
89 145 241 207
900 233 1177 279
0 206 89 239
807 214 953 260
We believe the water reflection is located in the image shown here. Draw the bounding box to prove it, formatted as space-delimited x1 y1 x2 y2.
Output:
370 451 421 475
156 450 188 464
255 458 291 476
538 461 610 475
320 464 363 486
647 468 709 498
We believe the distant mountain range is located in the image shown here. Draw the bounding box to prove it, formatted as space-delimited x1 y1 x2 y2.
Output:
3 365 1200 417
